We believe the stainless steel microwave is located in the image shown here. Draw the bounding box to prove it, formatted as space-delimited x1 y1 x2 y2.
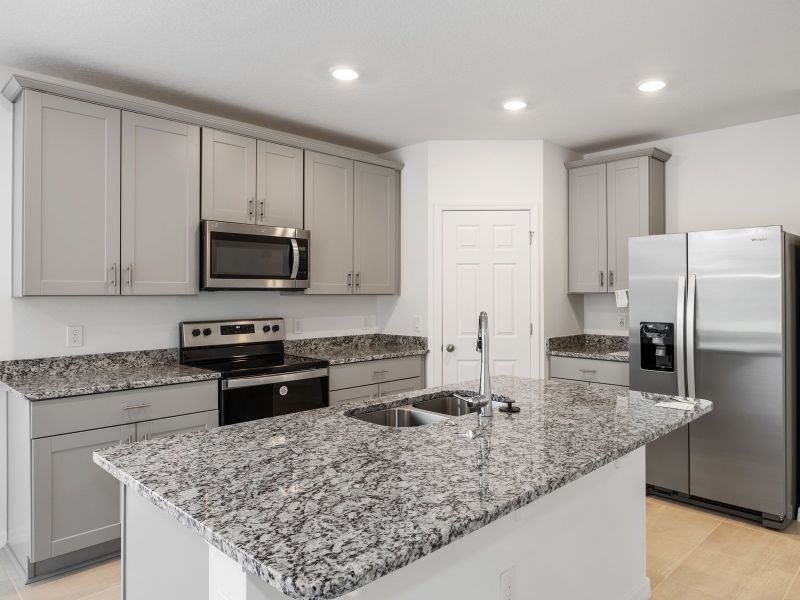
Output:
201 221 309 290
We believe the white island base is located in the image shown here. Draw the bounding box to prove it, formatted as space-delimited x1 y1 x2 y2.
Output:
122 447 650 600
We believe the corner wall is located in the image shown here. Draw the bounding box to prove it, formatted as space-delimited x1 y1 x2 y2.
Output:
581 113 800 334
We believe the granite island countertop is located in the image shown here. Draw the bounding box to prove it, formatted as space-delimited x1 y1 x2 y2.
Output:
94 375 710 600
285 334 427 365
547 334 629 362
0 349 220 401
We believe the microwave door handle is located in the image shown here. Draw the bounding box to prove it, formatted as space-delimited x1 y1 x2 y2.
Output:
290 239 300 279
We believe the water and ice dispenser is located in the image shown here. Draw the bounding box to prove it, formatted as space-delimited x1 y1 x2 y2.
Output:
639 322 675 372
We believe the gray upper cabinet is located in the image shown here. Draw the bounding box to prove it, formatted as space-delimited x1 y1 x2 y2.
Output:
568 164 607 293
567 148 668 294
201 128 257 224
17 91 121 296
121 112 200 295
31 424 135 562
305 152 399 295
256 140 304 228
353 161 399 295
304 151 355 294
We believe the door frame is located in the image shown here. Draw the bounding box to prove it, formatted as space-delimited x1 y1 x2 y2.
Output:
433 205 541 386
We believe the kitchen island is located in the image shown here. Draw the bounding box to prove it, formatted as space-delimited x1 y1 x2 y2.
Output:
94 376 711 600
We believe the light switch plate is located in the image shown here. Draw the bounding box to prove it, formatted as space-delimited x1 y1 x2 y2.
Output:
413 316 422 333
67 325 83 347
293 319 304 334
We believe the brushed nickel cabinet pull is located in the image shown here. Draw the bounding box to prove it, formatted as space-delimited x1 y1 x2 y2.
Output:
609 270 614 287
579 368 598 374
110 263 117 287
347 273 352 288
600 271 604 287
356 273 361 288
248 198 254 221
259 200 265 222
122 403 151 411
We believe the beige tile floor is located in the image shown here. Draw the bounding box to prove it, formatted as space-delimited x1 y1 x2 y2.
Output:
1 497 799 599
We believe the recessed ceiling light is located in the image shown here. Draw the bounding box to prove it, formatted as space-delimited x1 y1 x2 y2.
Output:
503 99 527 111
637 79 666 92
330 67 359 81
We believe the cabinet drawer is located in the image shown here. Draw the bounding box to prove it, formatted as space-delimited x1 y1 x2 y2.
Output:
31 381 218 439
549 357 629 386
329 356 423 391
329 384 379 408
379 377 423 396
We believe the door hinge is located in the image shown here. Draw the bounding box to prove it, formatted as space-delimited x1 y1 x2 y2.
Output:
529 231 534 245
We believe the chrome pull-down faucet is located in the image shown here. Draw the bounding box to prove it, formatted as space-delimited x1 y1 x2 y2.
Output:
464 311 492 418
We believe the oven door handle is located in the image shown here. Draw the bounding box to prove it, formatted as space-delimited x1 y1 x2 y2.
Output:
290 239 300 280
221 368 328 390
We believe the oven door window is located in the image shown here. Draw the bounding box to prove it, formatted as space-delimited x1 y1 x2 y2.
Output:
210 232 292 279
221 377 329 426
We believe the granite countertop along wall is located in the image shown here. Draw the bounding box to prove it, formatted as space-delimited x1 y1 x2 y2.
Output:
285 334 427 365
94 375 711 600
547 334 629 362
0 349 220 401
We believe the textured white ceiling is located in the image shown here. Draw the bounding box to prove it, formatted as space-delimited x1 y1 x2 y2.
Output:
1 0 798 153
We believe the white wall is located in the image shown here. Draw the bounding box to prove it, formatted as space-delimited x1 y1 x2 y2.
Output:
376 140 547 385
581 113 800 333
542 141 583 346
377 143 429 337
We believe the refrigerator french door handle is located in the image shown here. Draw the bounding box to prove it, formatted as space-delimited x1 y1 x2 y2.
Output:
686 273 697 398
676 275 687 397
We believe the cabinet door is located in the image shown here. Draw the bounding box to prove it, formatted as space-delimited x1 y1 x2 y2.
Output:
136 410 218 441
31 424 135 562
568 164 607 293
121 112 200 295
256 140 303 228
379 377 423 396
606 157 649 291
329 384 379 408
353 162 399 295
22 91 121 295
304 151 354 294
201 128 256 224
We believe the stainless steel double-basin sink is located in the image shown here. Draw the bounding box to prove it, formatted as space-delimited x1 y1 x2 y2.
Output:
350 393 479 428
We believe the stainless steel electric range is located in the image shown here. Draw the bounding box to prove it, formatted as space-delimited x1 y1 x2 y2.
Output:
179 318 329 426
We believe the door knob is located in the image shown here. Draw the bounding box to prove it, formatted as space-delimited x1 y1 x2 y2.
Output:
446 344 455 352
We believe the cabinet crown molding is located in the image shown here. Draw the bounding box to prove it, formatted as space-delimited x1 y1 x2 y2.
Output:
565 147 671 169
2 74 403 171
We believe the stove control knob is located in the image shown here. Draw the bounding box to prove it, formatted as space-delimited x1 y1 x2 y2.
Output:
202 328 212 336
263 325 270 333
191 328 201 337
272 324 280 332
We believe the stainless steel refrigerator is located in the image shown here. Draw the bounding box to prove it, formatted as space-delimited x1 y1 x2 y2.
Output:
629 226 798 529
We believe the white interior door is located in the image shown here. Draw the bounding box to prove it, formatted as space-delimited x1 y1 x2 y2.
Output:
442 210 531 385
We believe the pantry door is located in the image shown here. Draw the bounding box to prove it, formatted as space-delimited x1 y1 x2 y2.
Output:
442 210 532 385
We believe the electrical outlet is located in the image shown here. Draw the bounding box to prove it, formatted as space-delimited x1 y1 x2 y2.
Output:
500 566 516 600
413 316 422 333
66 325 83 347
617 316 627 330
294 319 303 334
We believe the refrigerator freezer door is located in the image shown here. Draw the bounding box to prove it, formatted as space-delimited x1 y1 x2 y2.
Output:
688 226 786 517
629 233 689 493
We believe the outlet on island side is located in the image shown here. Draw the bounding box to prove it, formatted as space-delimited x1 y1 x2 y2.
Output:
500 566 516 600
66 325 83 347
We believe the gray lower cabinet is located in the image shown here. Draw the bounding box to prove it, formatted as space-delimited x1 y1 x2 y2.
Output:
8 381 218 580
136 410 218 441
31 424 135 563
328 357 425 407
549 356 629 387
